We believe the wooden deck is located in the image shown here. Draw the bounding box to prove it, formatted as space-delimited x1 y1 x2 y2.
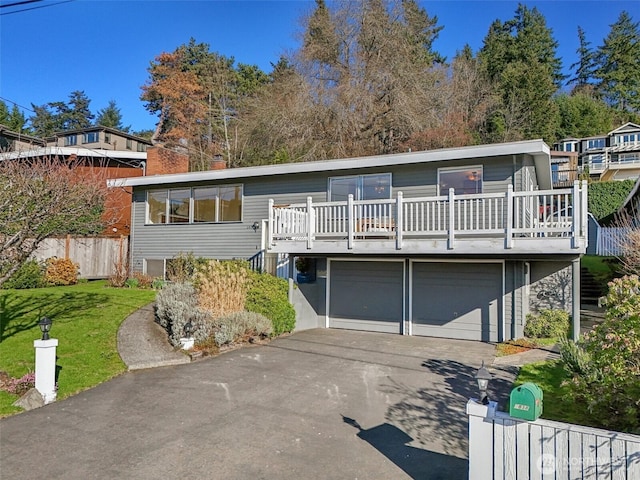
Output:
267 182 588 255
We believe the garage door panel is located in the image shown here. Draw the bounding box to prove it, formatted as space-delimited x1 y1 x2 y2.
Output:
412 262 501 342
329 261 403 334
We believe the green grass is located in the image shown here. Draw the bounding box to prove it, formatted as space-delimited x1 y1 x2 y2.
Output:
515 360 600 428
581 255 619 282
0 281 156 416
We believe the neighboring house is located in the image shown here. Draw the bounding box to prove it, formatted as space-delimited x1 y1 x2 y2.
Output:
550 138 579 188
571 122 640 182
45 126 151 153
0 126 188 236
0 124 46 151
110 139 588 343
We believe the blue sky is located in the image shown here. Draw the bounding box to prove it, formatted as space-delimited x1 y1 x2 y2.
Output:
0 0 636 132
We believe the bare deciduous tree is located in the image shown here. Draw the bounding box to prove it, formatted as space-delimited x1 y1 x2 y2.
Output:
0 155 109 287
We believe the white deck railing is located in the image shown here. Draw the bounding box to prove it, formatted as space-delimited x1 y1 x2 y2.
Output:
268 181 588 251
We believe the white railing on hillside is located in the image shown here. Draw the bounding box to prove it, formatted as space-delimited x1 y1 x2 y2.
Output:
268 181 588 251
467 400 640 480
597 226 629 256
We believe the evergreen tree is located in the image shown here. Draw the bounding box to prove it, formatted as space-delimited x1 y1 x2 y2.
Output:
0 101 26 132
594 11 640 112
96 100 129 131
28 103 64 137
554 92 614 139
63 90 94 130
479 4 562 143
567 26 596 91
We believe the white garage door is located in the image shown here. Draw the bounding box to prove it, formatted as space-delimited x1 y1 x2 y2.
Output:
329 260 403 334
411 262 501 341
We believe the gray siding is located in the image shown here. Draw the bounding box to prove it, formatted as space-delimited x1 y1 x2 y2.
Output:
130 153 538 271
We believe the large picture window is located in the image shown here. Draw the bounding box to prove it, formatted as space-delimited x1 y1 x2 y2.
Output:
438 166 483 195
146 185 243 224
329 173 391 201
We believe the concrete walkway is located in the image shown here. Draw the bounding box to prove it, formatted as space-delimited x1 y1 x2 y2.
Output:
117 303 190 370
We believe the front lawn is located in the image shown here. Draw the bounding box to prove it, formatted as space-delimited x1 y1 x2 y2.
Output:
515 360 601 428
0 281 156 416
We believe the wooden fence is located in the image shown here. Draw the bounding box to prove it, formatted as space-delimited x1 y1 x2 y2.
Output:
467 400 640 480
32 235 127 279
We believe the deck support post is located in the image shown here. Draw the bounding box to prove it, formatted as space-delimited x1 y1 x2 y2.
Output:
448 188 455 249
396 191 403 250
306 196 313 250
267 199 274 249
347 194 354 250
505 184 514 249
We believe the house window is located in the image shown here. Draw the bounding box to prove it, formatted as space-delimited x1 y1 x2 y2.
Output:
126 139 132 150
147 185 243 224
137 143 147 152
147 190 168 224
145 259 165 278
329 173 391 201
105 132 111 144
83 131 100 144
64 135 77 146
167 189 191 223
438 166 483 195
587 138 605 149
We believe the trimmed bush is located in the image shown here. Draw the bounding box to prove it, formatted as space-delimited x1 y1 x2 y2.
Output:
3 259 45 289
246 272 295 335
524 309 570 338
44 257 79 286
155 282 212 347
588 179 636 223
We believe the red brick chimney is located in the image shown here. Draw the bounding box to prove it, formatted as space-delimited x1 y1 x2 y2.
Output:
145 146 189 175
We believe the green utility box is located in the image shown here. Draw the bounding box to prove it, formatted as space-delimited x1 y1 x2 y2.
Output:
509 383 543 421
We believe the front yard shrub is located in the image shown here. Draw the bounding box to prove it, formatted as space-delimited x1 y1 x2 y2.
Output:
131 272 154 289
166 252 207 282
246 272 295 335
2 372 35 396
44 257 79 286
195 260 249 318
3 259 45 289
155 282 212 347
561 275 640 433
524 309 570 338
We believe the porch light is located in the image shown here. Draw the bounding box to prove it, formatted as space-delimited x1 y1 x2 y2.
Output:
183 320 193 338
251 221 260 232
476 360 492 405
38 317 53 341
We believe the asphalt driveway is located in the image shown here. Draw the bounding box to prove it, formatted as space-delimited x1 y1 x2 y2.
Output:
0 329 516 479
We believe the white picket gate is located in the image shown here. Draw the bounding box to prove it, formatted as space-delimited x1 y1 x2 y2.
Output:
467 400 640 480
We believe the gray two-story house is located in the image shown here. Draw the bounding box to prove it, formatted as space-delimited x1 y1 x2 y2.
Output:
111 139 588 342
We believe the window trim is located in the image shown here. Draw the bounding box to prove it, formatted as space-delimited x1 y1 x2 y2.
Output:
437 165 483 196
64 134 77 146
145 184 244 225
328 173 392 201
82 131 100 144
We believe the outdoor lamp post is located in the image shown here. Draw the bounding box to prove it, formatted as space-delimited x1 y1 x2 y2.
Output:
476 361 492 405
38 316 52 340
180 320 194 350
34 317 57 404
183 320 193 338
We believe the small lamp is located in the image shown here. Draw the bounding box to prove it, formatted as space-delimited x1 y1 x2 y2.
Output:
251 221 260 232
476 360 492 405
183 320 193 339
38 317 53 341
